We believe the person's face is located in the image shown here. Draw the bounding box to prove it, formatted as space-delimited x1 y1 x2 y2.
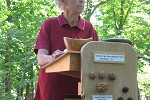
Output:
64 0 85 13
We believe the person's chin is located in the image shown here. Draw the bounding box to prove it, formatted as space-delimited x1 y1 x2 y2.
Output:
76 10 84 14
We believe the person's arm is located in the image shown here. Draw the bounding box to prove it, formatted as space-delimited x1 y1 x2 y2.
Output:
37 49 65 67
37 49 53 67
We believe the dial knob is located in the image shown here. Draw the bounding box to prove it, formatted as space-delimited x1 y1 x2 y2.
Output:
122 87 129 93
98 71 105 79
97 82 108 92
118 97 123 100
108 72 116 80
89 72 96 79
128 97 133 100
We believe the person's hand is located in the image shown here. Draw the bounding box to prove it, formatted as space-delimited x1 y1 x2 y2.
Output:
37 49 65 68
63 49 68 53
52 49 65 59
37 54 53 67
37 49 54 67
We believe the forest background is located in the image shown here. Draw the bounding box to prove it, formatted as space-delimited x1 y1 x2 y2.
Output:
0 0 150 100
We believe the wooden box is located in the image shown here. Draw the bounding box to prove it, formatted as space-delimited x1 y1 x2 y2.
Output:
43 51 81 78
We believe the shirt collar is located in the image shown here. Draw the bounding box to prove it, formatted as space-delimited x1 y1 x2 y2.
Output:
57 13 85 30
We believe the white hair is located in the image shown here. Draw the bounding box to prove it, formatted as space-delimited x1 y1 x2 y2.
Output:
55 0 65 10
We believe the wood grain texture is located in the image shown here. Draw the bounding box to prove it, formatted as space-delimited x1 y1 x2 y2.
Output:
80 41 137 100
44 51 81 78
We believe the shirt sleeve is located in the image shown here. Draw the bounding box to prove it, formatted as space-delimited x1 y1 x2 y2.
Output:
85 20 99 41
92 27 99 41
34 19 51 54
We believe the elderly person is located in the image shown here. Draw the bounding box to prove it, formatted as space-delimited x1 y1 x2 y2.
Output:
34 0 99 99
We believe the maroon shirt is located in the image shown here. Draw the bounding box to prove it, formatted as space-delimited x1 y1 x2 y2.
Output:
34 13 99 100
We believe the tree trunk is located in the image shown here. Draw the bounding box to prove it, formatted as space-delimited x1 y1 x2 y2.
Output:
4 0 12 93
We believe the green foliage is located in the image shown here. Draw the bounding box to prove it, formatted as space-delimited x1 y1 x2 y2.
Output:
0 0 58 99
0 0 149 99
93 0 150 97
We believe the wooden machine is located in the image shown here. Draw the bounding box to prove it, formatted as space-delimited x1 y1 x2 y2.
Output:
43 38 138 100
